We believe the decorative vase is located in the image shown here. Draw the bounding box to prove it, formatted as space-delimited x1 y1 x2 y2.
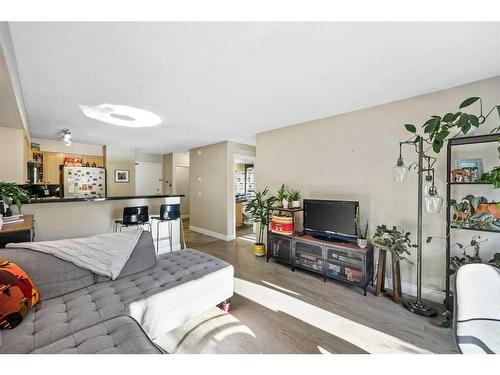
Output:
357 238 368 248
291 200 300 208
282 199 289 208
253 243 266 257
4 207 13 217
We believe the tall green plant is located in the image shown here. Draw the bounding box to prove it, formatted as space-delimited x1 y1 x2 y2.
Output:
0 182 31 213
276 184 287 202
355 206 368 239
245 187 277 244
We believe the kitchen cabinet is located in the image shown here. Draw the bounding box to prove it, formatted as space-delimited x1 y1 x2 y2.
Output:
28 151 104 184
43 152 61 184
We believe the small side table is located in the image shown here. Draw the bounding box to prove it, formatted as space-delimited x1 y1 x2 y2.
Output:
374 247 402 303
0 215 35 248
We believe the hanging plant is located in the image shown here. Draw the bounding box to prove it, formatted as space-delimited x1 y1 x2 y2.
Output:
404 97 500 153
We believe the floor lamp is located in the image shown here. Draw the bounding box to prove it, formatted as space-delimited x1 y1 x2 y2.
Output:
392 137 443 317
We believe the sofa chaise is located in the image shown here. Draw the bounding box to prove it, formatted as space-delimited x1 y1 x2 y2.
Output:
0 231 234 354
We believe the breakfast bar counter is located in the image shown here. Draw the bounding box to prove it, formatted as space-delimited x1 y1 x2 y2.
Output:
29 194 184 204
20 195 185 251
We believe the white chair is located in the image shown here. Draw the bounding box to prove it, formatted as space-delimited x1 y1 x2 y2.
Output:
455 263 500 354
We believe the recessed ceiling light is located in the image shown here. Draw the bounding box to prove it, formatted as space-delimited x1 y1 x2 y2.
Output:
79 104 161 128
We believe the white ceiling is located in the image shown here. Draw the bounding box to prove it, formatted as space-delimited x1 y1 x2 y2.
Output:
8 22 500 154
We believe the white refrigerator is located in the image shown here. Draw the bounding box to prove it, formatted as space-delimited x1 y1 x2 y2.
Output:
63 167 106 198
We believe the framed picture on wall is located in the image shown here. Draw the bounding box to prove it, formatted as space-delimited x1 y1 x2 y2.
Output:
115 169 130 183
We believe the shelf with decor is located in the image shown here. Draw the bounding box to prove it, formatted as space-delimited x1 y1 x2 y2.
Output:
445 132 500 311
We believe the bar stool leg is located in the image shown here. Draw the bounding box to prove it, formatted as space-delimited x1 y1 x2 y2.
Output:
156 219 160 255
168 220 173 252
179 218 186 250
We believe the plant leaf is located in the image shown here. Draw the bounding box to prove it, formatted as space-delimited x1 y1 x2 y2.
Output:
442 112 454 123
433 138 443 153
405 124 416 133
459 97 480 109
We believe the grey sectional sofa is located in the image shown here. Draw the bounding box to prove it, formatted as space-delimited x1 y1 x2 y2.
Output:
0 232 234 354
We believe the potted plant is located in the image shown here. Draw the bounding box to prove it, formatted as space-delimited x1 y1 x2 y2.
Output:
354 207 368 248
245 187 277 256
450 236 485 270
0 182 31 216
488 253 500 269
287 189 302 208
372 225 416 263
276 184 288 208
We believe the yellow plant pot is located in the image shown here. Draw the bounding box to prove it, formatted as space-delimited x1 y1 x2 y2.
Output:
253 243 266 257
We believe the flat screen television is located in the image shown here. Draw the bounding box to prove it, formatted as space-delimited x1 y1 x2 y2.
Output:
303 199 359 241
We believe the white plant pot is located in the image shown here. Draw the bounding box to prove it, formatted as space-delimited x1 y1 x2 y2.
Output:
282 199 289 208
291 201 300 208
357 238 368 249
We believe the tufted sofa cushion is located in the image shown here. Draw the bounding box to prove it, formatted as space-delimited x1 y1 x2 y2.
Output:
32 316 162 354
0 249 233 354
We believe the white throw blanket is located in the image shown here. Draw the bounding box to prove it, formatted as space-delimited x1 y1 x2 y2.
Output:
6 229 143 279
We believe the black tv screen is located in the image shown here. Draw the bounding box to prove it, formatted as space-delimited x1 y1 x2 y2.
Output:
303 199 358 239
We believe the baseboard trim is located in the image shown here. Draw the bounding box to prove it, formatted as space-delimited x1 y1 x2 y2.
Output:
189 225 232 241
384 277 444 304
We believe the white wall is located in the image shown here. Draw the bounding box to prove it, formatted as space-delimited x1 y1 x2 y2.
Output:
256 76 500 301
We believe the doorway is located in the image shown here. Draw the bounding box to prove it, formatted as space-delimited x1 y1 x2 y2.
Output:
174 165 190 218
233 154 256 241
135 162 162 195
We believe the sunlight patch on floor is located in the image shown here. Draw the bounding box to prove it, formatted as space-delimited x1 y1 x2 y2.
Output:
154 307 255 354
317 345 332 354
237 235 256 243
261 280 301 296
234 277 430 354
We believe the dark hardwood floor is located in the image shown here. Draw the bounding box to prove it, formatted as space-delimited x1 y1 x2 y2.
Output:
155 225 458 354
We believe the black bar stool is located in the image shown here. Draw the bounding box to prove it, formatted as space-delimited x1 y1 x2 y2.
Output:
114 206 151 232
151 203 186 253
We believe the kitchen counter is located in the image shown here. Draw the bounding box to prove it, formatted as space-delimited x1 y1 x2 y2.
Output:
28 194 184 204
20 195 184 249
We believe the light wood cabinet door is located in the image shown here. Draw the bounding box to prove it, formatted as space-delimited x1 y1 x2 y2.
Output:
43 152 61 184
235 202 243 227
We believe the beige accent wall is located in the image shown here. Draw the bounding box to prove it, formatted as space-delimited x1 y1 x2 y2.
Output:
104 145 136 196
189 142 229 237
0 126 26 183
256 76 500 300
189 141 255 239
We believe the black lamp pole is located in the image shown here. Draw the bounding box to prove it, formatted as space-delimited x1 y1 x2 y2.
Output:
401 137 438 317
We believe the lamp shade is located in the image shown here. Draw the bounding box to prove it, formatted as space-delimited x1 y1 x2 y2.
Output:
424 186 443 214
392 156 408 183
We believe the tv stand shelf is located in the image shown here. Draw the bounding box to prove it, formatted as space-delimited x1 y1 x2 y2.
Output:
266 208 374 295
